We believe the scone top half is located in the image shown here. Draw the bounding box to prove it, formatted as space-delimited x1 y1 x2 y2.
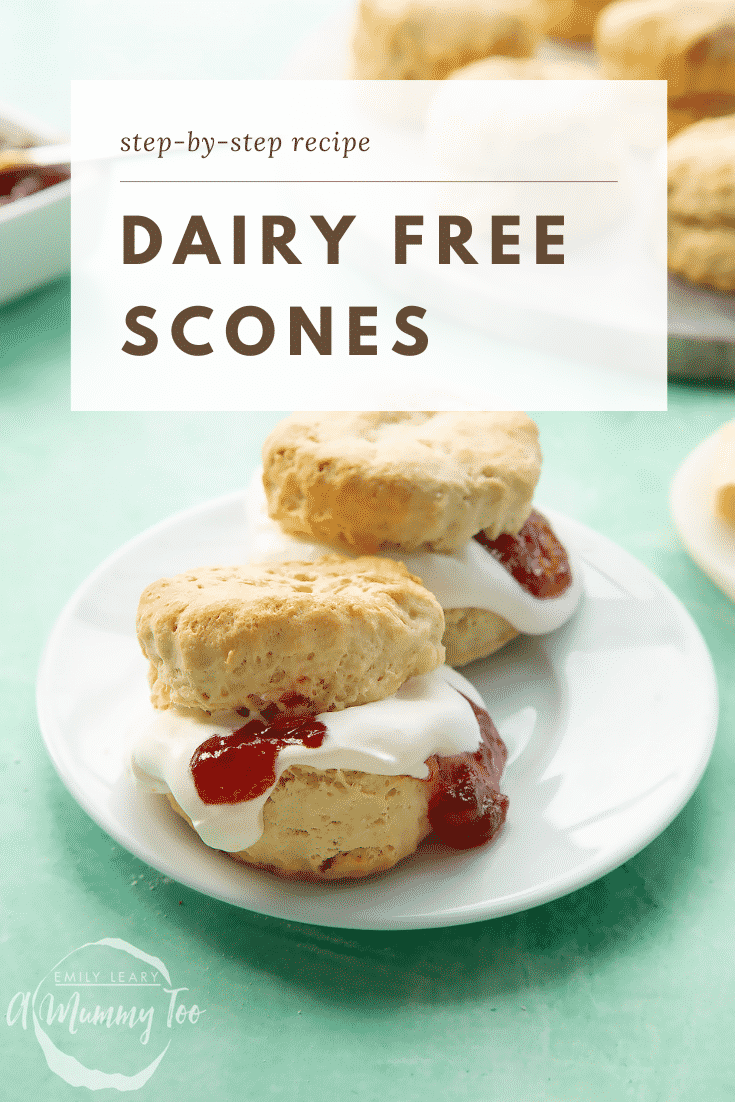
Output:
137 556 445 717
595 0 735 95
262 412 542 555
350 0 543 81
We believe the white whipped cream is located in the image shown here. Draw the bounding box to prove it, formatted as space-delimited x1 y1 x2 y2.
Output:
131 666 486 853
244 470 582 635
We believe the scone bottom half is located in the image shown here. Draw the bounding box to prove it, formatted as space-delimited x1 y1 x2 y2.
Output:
133 557 510 881
169 690 509 882
139 680 509 883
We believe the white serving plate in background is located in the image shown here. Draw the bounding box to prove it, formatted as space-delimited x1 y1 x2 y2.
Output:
671 424 735 603
0 100 70 306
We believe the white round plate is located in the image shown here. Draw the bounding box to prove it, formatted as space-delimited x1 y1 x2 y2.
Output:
670 423 735 603
37 492 718 930
0 101 70 305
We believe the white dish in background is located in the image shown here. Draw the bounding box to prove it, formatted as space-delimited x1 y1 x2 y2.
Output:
0 100 70 306
36 490 717 930
671 424 735 603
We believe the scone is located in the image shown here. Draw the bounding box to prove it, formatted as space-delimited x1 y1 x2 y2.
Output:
538 0 612 41
667 114 735 292
349 0 543 80
595 0 735 137
254 412 582 667
132 556 509 880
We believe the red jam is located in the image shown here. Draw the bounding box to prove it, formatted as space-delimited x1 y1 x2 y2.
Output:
191 714 327 803
474 509 572 598
427 694 508 850
0 166 70 207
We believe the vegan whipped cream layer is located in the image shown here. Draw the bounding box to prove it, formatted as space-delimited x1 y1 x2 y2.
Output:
131 666 487 853
244 470 583 635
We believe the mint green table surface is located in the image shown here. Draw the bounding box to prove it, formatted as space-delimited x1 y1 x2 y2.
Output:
3 3 735 1099
2 276 735 1102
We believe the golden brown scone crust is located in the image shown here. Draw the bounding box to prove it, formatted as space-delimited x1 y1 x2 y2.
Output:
449 54 599 77
137 556 445 716
667 92 735 137
668 223 735 289
442 606 519 666
540 0 612 40
262 412 542 555
667 114 735 291
168 765 434 881
595 0 735 98
350 0 542 80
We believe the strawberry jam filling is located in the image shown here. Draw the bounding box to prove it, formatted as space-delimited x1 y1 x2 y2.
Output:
191 713 327 803
190 690 508 852
427 694 508 850
0 166 70 206
474 509 572 598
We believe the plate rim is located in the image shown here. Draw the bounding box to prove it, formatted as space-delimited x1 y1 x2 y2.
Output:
36 489 719 930
670 423 735 603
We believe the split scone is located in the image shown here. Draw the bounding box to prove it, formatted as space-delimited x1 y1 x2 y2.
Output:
349 0 543 80
132 556 509 880
251 412 582 667
595 0 735 137
667 114 735 292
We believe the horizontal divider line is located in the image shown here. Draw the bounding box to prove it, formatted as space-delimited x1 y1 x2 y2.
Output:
118 179 619 184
